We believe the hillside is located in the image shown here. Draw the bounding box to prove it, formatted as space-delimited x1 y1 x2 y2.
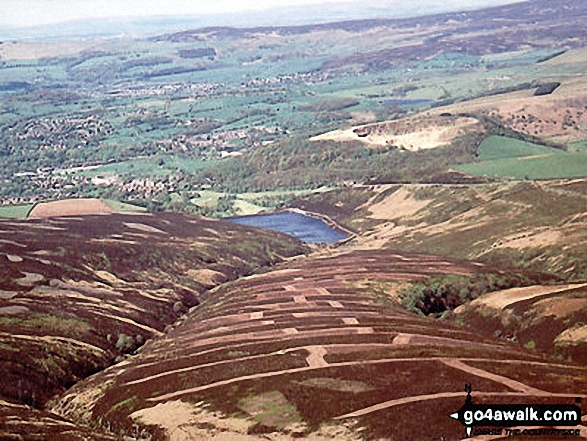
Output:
2 0 587 439
1 186 586 439
0 208 305 438
454 283 587 362
48 249 587 440
291 179 587 279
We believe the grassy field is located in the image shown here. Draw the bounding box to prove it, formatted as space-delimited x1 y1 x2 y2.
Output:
73 156 214 177
457 151 587 180
0 204 35 219
191 188 333 216
102 199 147 213
475 135 564 160
0 200 144 219
454 135 587 180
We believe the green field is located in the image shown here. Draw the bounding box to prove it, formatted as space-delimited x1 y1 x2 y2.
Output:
0 204 35 219
191 188 333 216
0 200 144 219
476 136 564 160
456 136 587 180
102 199 147 213
73 156 214 177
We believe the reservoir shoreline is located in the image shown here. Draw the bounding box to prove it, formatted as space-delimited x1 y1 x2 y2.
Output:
226 208 355 245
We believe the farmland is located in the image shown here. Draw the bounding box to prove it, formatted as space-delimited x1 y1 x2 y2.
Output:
2 0 587 210
455 135 587 179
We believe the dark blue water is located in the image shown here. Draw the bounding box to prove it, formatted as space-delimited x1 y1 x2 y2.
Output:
226 212 348 244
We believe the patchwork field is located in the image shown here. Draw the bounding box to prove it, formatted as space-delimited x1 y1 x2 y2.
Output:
0 198 147 219
47 249 587 440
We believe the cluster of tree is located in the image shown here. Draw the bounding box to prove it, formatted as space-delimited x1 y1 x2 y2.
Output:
185 132 481 193
399 272 559 318
470 112 567 151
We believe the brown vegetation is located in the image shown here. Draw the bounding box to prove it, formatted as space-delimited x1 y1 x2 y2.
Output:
0 212 305 438
46 249 586 440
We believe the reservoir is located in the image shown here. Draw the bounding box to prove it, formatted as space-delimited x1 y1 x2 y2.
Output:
226 211 348 244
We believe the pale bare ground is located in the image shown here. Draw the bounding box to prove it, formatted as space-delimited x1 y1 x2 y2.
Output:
0 238 27 247
311 116 480 151
555 324 587 344
90 237 138 245
487 228 564 252
94 270 129 286
90 309 163 336
391 333 506 351
304 346 329 368
30 285 149 318
353 184 395 213
6 254 23 262
543 46 587 65
12 334 106 357
531 297 587 320
29 199 114 218
461 283 587 311
367 187 431 221
0 40 104 60
187 268 228 288
131 401 255 441
0 290 18 299
15 272 45 287
0 306 29 315
131 400 360 441
51 380 114 425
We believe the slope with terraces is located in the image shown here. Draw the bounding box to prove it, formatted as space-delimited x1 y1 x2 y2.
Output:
51 249 587 439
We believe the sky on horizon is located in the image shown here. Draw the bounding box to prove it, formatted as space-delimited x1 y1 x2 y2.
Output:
0 0 525 28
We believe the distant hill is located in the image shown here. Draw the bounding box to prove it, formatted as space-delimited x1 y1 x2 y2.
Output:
0 0 526 40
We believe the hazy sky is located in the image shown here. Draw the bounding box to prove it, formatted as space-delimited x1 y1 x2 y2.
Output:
0 0 523 28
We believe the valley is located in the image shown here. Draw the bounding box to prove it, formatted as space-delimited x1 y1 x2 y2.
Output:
1 0 587 213
1 0 587 439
